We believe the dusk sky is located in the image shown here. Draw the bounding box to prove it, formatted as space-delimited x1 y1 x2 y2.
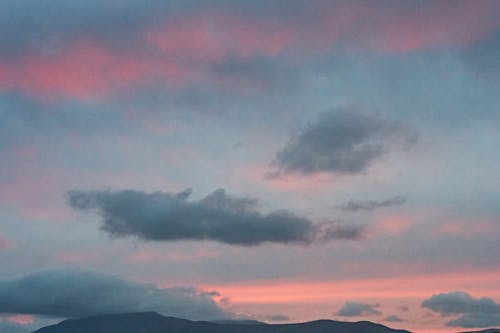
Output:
1 1 500 332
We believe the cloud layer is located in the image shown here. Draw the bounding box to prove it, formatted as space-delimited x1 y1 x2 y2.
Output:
0 270 227 320
273 108 415 176
335 301 381 317
422 292 500 328
1 1 499 99
68 188 363 246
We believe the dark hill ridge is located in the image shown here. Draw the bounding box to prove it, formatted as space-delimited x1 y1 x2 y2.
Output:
32 311 412 333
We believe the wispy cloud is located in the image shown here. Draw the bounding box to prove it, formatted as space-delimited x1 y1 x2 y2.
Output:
338 196 406 212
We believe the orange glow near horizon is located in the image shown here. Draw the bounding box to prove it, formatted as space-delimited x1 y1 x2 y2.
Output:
6 314 34 325
187 270 500 333
199 270 500 304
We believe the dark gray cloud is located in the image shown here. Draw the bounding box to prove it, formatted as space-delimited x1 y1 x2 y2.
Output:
335 301 381 317
273 108 416 176
265 314 290 322
0 270 228 320
384 315 405 322
338 196 406 212
317 223 364 241
67 188 364 246
422 292 500 328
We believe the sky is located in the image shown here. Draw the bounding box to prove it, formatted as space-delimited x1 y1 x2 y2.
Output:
0 1 500 332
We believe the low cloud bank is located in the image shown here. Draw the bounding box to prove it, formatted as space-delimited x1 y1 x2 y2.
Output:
0 270 228 320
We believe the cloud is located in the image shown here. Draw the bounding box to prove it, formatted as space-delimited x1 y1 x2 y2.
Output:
317 223 364 241
265 314 290 322
0 315 49 333
335 301 381 317
0 270 228 320
2 1 500 99
272 108 416 176
422 292 500 328
338 196 406 212
384 315 405 322
2 1 499 57
67 188 364 246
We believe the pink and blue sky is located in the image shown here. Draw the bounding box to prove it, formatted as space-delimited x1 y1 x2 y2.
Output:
1 1 499 332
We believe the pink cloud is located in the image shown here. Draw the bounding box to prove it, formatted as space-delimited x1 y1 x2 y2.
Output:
374 214 413 236
434 218 497 237
240 164 334 192
6 314 34 325
147 9 296 62
1 1 499 99
0 41 190 101
376 1 500 53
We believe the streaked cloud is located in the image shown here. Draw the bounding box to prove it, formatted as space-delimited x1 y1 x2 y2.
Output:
338 196 406 212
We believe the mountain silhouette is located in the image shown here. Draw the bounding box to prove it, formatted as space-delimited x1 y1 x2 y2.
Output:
32 312 412 333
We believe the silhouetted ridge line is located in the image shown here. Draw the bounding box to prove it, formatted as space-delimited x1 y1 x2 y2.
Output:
32 311 412 333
